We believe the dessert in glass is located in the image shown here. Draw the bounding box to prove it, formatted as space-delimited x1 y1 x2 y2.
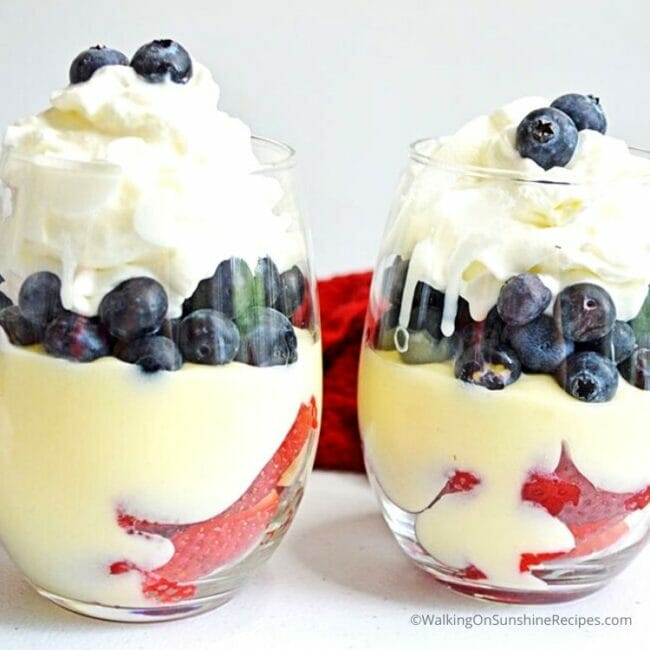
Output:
0 40 322 622
358 94 650 603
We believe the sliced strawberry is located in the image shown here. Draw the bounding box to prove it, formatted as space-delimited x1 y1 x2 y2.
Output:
149 489 280 586
456 564 487 580
519 447 650 570
228 397 317 513
116 512 182 539
522 448 650 529
117 397 317 534
521 475 580 517
567 520 630 557
624 486 650 512
520 551 565 572
446 470 481 494
432 470 481 506
142 577 197 603
111 398 318 602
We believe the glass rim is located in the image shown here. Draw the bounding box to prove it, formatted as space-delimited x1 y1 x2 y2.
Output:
0 134 296 174
251 135 297 172
408 137 650 185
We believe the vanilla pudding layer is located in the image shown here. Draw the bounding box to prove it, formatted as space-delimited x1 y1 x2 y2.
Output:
0 329 322 605
358 347 650 590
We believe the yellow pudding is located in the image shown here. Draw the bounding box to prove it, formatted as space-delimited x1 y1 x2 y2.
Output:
0 329 321 605
358 346 650 589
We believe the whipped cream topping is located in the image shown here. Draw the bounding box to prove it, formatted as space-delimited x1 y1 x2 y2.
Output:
0 62 305 317
380 97 650 335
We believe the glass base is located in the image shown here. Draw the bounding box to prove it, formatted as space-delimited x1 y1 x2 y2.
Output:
368 465 650 605
33 584 236 623
415 543 646 604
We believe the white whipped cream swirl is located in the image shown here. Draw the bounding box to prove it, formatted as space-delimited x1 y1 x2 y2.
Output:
0 62 305 317
381 97 650 334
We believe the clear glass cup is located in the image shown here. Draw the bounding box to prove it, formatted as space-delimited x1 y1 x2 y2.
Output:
358 138 650 604
0 137 322 622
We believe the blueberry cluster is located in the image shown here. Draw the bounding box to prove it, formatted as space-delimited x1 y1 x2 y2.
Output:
516 93 606 170
373 258 650 401
69 40 192 85
0 258 309 373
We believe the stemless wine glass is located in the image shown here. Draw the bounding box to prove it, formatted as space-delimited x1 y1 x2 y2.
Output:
358 138 650 604
0 137 322 622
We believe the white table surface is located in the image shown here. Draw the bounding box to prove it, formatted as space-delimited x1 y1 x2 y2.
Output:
0 471 648 650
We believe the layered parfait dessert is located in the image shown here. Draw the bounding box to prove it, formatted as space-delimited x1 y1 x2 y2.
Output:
0 40 321 620
358 94 650 602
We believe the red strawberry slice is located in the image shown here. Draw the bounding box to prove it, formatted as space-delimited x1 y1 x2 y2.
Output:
228 397 317 513
567 520 630 558
519 551 565 572
426 469 481 516
431 469 481 506
117 397 317 536
521 475 580 517
445 470 481 494
456 564 487 580
146 489 280 588
143 577 197 603
519 447 650 570
522 448 650 527
111 398 318 602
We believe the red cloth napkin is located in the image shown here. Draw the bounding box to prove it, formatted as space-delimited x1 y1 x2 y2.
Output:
314 271 372 473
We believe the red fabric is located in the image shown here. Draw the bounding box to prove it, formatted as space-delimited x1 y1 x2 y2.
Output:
314 271 372 473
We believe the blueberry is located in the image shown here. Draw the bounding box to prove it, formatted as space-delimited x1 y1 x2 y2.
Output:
459 307 506 350
454 296 474 333
401 289 459 362
189 258 256 321
619 348 650 391
130 39 192 84
398 328 457 364
373 306 399 350
179 309 240 365
551 94 607 134
408 295 443 338
236 307 297 367
117 336 182 372
557 351 618 402
99 277 168 341
44 312 110 362
0 292 12 311
497 273 551 326
380 256 409 305
254 257 281 308
554 283 616 342
580 321 636 364
629 290 650 349
408 281 454 338
19 272 63 326
413 281 445 312
274 265 306 318
506 314 573 373
516 107 579 170
0 306 45 345
455 345 521 390
159 317 181 343
69 45 129 84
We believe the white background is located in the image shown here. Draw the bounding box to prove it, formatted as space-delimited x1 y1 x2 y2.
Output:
0 0 649 277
